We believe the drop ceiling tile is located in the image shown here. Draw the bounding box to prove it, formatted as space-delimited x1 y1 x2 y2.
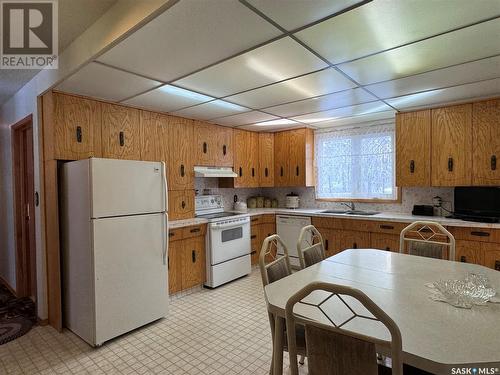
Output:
296 0 500 64
122 85 213 112
292 101 393 124
225 68 356 108
212 111 278 126
263 87 376 117
246 0 364 31
313 110 396 129
337 19 500 85
97 0 282 82
365 56 500 99
55 63 161 102
171 100 249 120
386 78 500 110
174 37 328 97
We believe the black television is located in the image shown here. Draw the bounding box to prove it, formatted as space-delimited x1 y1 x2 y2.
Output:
454 187 500 222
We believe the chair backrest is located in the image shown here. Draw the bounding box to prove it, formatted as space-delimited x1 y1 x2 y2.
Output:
297 225 326 269
285 282 403 375
399 221 455 261
259 234 292 286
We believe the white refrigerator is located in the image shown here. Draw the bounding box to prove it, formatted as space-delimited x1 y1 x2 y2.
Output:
61 158 169 347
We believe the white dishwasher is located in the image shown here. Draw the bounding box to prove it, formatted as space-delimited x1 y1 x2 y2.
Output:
276 215 311 268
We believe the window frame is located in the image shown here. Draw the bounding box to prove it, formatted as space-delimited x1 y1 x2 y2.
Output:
314 123 400 203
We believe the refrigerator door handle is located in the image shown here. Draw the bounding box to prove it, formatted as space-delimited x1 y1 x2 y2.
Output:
163 213 168 266
162 161 168 211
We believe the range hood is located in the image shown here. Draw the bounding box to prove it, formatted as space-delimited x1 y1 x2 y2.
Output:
194 166 237 178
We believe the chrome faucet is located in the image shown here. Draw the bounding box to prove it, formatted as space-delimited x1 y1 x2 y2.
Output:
340 201 355 211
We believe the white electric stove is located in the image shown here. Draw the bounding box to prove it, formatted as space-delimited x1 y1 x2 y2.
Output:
195 195 251 288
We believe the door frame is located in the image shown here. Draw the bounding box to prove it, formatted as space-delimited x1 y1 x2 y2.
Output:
11 114 37 300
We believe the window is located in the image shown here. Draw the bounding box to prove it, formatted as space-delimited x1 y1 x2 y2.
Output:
315 123 396 201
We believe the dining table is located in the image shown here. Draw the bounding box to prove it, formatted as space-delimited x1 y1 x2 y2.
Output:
264 249 500 375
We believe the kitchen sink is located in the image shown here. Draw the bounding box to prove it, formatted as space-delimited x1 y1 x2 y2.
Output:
345 210 380 216
320 209 380 216
321 209 349 214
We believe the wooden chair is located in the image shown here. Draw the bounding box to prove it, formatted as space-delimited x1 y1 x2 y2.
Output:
399 221 456 261
259 234 306 372
297 225 326 269
285 281 403 375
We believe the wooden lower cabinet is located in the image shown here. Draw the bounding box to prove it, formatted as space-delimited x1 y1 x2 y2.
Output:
317 228 337 258
250 224 261 265
483 243 500 271
182 236 205 289
168 225 206 294
168 240 183 294
336 230 370 252
370 233 400 252
251 218 277 265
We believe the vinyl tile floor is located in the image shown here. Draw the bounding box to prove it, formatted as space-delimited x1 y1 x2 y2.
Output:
0 269 307 374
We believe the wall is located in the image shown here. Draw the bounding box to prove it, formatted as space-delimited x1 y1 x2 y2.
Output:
0 0 172 319
195 178 454 216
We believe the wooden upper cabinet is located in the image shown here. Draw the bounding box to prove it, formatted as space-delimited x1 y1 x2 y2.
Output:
274 131 289 186
168 116 194 191
224 129 258 188
51 93 102 160
472 99 500 185
247 131 259 187
431 104 472 186
194 121 233 166
101 103 141 160
259 133 274 187
396 110 431 187
140 110 161 162
168 190 194 220
274 128 314 187
215 126 233 167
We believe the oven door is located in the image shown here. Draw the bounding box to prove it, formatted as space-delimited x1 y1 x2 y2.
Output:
209 219 251 265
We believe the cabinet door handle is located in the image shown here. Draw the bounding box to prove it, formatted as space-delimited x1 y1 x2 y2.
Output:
447 157 453 172
250 250 257 255
251 234 257 239
190 228 200 233
409 160 415 174
265 167 268 177
325 239 329 251
181 200 186 209
251 218 258 222
76 126 82 143
491 155 497 171
380 224 394 230
119 131 125 147
495 260 500 271
223 144 227 156
192 250 196 263
470 231 490 237
280 166 284 177
460 256 467 263
203 142 207 154
353 242 358 249
239 167 243 177
167 256 170 270
180 164 185 177
251 167 255 177
169 232 174 237
385 246 390 251
296 166 299 176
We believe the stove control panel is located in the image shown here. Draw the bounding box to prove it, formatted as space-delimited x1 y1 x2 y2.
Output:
195 194 224 213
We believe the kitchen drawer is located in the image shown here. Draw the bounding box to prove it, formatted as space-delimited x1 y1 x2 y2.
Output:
168 227 184 242
312 216 337 229
182 224 206 239
449 227 500 243
262 214 275 224
250 215 262 226
369 221 407 235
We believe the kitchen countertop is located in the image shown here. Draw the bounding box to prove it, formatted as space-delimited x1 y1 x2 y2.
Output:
169 208 500 229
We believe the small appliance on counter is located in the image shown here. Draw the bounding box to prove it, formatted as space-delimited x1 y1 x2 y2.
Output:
412 205 434 216
234 200 248 213
285 192 300 209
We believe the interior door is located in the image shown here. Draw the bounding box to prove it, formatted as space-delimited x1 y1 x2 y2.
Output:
93 213 168 345
91 158 166 218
